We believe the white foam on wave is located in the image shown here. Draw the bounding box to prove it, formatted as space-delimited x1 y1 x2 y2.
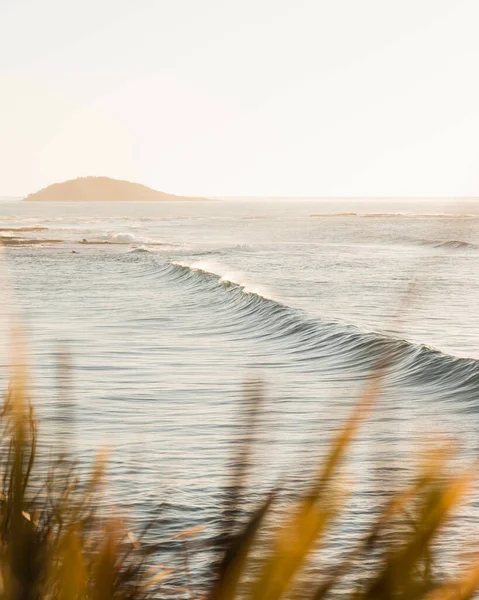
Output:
108 233 137 243
172 259 275 300
92 232 163 245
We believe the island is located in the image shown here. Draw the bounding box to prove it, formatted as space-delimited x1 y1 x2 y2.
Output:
23 176 210 202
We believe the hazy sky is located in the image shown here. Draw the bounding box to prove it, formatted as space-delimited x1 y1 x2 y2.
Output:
1 0 479 197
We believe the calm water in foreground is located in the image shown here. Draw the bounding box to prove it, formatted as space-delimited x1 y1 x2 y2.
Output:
0 198 479 579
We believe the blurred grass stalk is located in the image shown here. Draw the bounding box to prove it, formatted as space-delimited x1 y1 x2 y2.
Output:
0 327 163 600
0 329 478 599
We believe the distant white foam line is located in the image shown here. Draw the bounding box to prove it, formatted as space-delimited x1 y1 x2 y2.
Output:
102 232 162 245
108 233 137 243
171 260 275 300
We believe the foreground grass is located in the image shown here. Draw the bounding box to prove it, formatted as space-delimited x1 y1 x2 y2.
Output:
0 351 478 600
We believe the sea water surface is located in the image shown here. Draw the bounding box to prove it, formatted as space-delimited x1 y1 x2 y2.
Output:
0 198 479 582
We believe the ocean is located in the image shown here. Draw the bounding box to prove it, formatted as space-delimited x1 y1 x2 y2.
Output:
0 197 479 581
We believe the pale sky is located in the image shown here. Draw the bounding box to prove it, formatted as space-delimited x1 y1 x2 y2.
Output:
1 0 479 197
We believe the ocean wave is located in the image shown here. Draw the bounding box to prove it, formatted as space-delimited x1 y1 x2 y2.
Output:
412 239 479 251
185 244 255 258
156 260 479 401
310 213 479 219
433 240 477 250
107 233 142 244
79 232 163 245
171 260 274 299
128 245 155 253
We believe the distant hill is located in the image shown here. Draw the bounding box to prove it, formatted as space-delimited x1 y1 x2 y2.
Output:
23 177 210 202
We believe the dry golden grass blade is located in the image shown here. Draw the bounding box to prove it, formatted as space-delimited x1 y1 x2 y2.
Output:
410 467 473 553
0 319 162 600
311 374 381 500
127 530 141 551
248 489 342 600
211 491 275 600
141 567 175 589
245 374 382 600
308 483 427 600
358 464 474 600
7 323 30 414
50 525 88 600
89 520 129 600
210 380 271 600
424 557 479 600
173 525 205 540
222 379 263 536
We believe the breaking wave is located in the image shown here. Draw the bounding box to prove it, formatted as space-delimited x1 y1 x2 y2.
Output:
145 259 479 403
128 245 155 253
412 239 479 251
78 232 163 245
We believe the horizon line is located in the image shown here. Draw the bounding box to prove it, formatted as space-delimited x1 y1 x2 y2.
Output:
1 194 479 201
